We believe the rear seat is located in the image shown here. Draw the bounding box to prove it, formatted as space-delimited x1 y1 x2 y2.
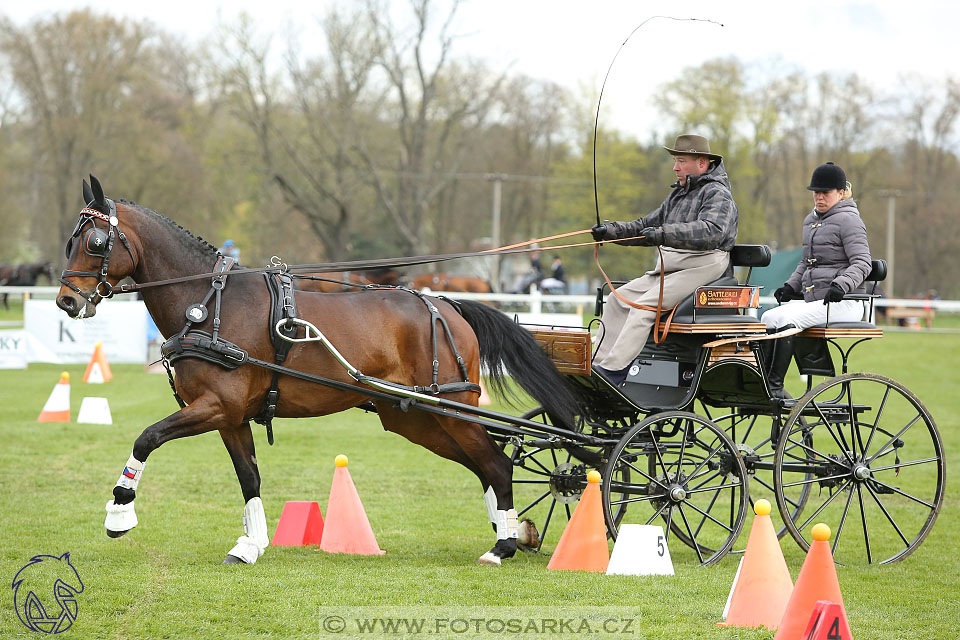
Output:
798 259 887 339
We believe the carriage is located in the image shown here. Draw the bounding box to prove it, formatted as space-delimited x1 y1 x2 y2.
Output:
57 176 943 567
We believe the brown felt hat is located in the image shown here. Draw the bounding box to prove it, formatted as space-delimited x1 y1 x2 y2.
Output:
663 134 722 162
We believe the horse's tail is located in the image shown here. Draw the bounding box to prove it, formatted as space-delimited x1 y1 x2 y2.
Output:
456 299 580 430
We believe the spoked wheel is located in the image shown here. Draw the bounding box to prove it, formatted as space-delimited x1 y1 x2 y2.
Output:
709 409 812 550
602 411 748 566
504 407 619 552
774 373 945 564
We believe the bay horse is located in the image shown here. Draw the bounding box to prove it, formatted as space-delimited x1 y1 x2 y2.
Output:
56 176 577 565
0 261 56 309
410 273 493 293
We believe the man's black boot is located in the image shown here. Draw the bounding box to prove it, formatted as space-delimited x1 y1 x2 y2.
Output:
592 363 631 387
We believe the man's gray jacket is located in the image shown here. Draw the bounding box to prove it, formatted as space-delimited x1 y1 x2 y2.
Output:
601 161 739 251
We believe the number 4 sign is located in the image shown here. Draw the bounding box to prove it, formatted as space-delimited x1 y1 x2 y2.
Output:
606 524 675 576
802 601 852 640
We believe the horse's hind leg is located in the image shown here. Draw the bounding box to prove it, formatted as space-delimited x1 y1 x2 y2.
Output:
434 416 524 566
220 421 269 565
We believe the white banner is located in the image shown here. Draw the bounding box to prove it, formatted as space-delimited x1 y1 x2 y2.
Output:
24 299 148 364
0 330 63 368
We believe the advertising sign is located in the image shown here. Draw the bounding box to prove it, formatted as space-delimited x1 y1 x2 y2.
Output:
24 299 148 364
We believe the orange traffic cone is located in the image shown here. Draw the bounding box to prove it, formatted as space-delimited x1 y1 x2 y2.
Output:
83 342 113 383
801 600 853 639
271 500 325 546
38 372 71 422
547 470 609 572
478 380 491 406
719 499 794 629
774 524 847 640
320 455 385 555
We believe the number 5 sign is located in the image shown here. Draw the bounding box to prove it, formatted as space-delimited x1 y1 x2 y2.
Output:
606 524 675 576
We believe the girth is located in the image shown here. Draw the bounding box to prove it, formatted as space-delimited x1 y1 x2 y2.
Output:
251 271 300 444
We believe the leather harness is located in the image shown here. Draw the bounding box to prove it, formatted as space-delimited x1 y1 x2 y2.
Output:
159 259 479 445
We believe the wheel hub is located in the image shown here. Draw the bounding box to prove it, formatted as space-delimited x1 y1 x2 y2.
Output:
549 462 585 504
669 485 687 502
852 464 872 481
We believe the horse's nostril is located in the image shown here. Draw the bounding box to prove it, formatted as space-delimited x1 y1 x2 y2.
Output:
57 296 76 312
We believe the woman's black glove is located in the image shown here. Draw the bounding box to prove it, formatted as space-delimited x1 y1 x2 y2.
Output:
823 282 845 305
774 283 797 303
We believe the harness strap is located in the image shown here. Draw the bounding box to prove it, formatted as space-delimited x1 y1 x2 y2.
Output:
253 271 300 445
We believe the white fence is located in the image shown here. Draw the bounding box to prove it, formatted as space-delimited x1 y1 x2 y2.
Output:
4 284 959 321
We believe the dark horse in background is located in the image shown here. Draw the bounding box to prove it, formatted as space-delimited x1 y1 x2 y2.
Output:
56 176 578 565
0 261 56 309
294 268 403 293
410 272 494 294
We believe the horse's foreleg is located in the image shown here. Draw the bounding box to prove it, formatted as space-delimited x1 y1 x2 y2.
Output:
105 396 227 538
220 421 269 565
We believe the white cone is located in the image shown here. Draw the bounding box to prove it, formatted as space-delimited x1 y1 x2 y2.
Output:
86 361 105 384
606 524 675 576
77 397 113 424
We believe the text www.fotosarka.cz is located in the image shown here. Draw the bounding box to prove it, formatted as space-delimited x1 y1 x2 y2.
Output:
318 607 645 639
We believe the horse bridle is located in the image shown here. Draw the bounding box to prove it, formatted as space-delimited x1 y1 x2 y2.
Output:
60 198 136 305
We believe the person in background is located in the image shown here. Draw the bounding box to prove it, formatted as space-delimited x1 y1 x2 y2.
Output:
511 248 544 294
539 255 566 293
219 239 240 261
590 134 739 387
760 162 872 397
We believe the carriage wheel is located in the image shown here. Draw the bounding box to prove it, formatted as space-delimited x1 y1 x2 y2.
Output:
504 407 621 552
773 373 945 564
709 409 812 551
601 411 748 566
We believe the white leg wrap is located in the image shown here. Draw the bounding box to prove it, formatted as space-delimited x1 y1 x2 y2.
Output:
483 486 498 523
494 508 519 540
115 453 146 491
104 499 138 533
227 497 269 564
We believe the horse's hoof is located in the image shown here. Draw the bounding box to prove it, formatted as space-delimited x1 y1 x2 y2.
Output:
517 518 540 552
477 551 502 566
223 554 245 565
105 528 129 539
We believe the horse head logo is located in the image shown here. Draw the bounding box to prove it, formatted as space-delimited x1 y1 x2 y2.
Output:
11 553 84 634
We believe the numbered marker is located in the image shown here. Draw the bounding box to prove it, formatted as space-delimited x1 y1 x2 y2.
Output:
606 524 674 576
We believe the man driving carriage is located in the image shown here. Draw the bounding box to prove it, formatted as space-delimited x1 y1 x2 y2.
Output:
590 134 739 386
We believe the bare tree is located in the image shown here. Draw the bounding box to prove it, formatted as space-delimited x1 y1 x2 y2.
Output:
358 0 507 255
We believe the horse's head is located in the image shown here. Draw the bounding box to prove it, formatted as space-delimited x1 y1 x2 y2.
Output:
57 175 138 318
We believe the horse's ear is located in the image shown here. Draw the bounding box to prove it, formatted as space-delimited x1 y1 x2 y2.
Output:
89 174 105 205
82 179 94 206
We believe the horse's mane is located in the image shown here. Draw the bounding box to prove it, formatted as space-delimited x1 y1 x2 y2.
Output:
118 199 221 258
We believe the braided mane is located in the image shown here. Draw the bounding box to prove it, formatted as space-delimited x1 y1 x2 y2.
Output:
118 199 222 257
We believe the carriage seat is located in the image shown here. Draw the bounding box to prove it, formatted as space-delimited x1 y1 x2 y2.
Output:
658 245 770 334
799 259 887 339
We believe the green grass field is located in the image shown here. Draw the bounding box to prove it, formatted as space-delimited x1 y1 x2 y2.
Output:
1 316 958 637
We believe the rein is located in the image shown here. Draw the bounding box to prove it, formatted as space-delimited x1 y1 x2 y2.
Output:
593 244 677 343
112 230 644 294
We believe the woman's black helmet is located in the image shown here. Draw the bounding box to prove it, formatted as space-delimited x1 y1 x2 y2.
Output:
807 162 847 192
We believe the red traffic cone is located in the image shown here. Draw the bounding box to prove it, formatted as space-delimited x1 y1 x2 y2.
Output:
38 372 71 422
547 470 609 572
271 500 325 546
320 455 385 555
83 342 113 383
719 499 794 629
774 524 847 640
